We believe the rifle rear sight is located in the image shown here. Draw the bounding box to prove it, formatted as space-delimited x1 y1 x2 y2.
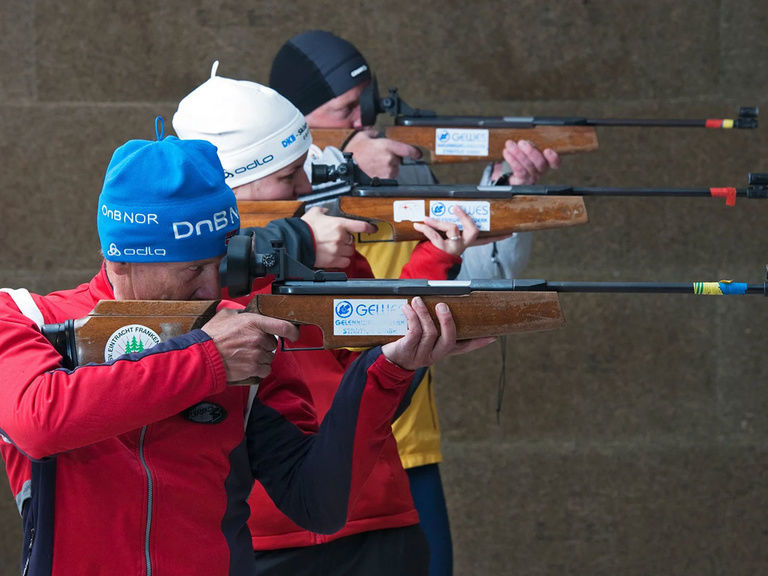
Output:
222 237 347 297
359 74 758 129
310 153 397 187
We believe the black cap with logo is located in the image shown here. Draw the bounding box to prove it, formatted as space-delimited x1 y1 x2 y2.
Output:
269 30 371 115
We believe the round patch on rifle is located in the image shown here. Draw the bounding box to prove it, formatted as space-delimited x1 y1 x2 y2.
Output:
182 402 227 424
104 324 162 361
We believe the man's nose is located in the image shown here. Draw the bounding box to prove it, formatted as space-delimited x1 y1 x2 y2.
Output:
352 105 364 129
195 266 222 300
295 169 312 196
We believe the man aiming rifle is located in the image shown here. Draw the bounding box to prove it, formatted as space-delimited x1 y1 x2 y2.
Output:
269 30 561 575
172 65 488 576
0 124 491 576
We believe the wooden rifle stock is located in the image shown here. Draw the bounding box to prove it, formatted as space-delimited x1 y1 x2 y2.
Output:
310 129 359 151
40 292 565 365
237 195 588 241
43 300 219 366
310 126 599 163
236 170 768 237
237 199 306 228
247 292 564 349
42 300 259 386
387 125 598 163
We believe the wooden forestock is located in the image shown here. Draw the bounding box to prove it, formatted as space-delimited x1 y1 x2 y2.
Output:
248 292 565 349
386 125 599 163
339 195 588 242
310 126 599 163
236 196 588 240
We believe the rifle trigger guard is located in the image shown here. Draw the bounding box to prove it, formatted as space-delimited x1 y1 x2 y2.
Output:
279 337 324 352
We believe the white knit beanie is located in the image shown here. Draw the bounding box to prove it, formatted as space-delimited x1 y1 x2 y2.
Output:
172 61 312 189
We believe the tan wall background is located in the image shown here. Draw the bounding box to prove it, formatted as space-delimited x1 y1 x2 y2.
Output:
2 0 768 573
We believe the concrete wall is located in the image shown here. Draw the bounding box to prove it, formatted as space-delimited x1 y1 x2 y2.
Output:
2 1 767 573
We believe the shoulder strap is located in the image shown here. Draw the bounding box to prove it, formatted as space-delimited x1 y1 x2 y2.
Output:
0 288 45 329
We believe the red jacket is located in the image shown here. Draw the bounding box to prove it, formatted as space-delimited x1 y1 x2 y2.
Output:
0 263 416 576
246 241 461 549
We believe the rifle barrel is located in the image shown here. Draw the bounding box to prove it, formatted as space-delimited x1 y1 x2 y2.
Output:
399 116 714 128
273 279 766 297
352 184 761 201
394 108 758 130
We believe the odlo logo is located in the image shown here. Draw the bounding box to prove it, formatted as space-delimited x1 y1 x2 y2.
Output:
225 155 275 180
104 324 161 362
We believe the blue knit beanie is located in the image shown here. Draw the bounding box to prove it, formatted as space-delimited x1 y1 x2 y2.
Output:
98 121 239 263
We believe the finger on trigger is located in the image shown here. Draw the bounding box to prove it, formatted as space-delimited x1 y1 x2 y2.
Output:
390 140 421 159
345 218 377 234
249 313 300 342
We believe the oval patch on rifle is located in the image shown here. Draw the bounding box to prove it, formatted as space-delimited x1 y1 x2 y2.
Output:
104 324 161 361
182 402 227 424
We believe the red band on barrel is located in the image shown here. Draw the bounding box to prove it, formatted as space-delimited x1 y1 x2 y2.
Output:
705 119 723 128
710 187 737 206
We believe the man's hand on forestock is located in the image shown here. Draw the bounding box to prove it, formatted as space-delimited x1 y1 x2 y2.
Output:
202 309 300 382
344 128 421 179
301 206 376 269
490 139 561 184
381 296 496 371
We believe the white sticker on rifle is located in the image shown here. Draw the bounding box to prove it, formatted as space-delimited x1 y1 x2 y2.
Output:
434 128 489 157
429 201 491 231
104 324 161 362
393 200 427 222
333 299 408 336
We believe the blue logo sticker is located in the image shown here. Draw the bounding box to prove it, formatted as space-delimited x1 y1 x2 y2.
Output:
437 129 450 143
335 300 353 318
431 201 446 217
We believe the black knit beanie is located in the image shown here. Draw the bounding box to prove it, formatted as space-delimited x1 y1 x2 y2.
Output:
269 30 371 115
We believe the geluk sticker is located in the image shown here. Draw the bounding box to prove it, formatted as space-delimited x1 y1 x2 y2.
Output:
333 299 408 336
434 128 490 156
393 200 427 222
429 200 491 231
104 324 162 361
